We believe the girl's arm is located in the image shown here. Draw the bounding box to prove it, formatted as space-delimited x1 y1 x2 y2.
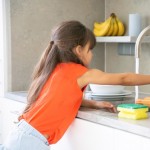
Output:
78 69 150 88
81 99 117 113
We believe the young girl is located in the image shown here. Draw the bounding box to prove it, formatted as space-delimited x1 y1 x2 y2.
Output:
1 20 150 150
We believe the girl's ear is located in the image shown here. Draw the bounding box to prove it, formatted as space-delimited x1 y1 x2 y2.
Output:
73 45 82 57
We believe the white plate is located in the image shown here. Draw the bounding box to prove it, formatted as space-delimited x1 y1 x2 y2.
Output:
86 95 129 101
90 97 125 101
84 91 133 101
90 95 132 99
91 90 132 96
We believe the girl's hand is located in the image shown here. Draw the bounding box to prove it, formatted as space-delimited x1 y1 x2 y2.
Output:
81 99 117 113
95 101 117 113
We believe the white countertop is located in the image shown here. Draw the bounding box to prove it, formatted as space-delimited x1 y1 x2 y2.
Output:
4 91 150 139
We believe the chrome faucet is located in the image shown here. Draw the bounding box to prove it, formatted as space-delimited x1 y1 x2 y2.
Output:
135 25 150 101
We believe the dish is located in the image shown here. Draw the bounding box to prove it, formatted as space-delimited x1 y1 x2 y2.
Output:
84 90 133 101
89 84 125 94
90 97 125 101
90 95 131 98
91 90 132 96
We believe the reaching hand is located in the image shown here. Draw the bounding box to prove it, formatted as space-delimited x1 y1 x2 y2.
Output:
95 101 117 113
81 99 117 113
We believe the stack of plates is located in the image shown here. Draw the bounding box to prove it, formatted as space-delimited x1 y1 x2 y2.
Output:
84 91 133 101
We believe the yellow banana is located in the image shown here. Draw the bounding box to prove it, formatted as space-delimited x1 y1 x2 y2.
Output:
93 17 112 36
106 18 114 36
112 17 118 36
93 28 103 36
94 22 103 29
116 17 125 36
93 13 125 36
94 16 111 29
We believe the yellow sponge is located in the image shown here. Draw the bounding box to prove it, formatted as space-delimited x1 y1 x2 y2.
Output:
118 112 148 120
117 104 148 120
117 107 148 113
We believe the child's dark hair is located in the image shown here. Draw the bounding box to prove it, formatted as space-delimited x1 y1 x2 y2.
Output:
23 20 96 113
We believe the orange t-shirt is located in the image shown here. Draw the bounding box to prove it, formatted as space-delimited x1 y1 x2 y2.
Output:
21 62 88 144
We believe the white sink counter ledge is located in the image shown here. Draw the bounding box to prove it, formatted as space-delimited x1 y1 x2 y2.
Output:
4 91 150 139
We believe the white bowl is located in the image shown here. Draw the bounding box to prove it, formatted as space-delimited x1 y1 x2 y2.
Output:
89 84 125 94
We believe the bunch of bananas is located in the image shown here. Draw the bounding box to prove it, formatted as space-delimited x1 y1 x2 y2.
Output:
93 13 125 36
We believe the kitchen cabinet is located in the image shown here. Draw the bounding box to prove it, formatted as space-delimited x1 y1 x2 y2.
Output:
114 128 150 150
1 98 150 149
51 118 114 150
0 98 26 143
51 118 150 150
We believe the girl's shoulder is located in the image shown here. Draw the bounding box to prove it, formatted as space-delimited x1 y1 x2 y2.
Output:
57 62 88 77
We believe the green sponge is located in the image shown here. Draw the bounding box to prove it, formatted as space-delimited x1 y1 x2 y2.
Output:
117 103 148 109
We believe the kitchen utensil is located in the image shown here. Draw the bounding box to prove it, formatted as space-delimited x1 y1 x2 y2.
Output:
89 84 125 94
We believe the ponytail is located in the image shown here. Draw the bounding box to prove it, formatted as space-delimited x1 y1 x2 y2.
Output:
33 41 54 79
23 41 60 113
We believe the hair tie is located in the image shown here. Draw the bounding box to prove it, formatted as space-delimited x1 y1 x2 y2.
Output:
50 41 54 45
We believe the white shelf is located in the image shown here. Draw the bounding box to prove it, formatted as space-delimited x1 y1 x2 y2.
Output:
96 36 150 43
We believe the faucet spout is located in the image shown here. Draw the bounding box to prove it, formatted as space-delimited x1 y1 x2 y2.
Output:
135 25 150 101
135 25 150 58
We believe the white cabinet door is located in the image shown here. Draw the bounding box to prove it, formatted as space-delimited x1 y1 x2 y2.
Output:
114 128 150 150
51 118 150 150
1 98 26 143
51 118 115 150
140 136 150 149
